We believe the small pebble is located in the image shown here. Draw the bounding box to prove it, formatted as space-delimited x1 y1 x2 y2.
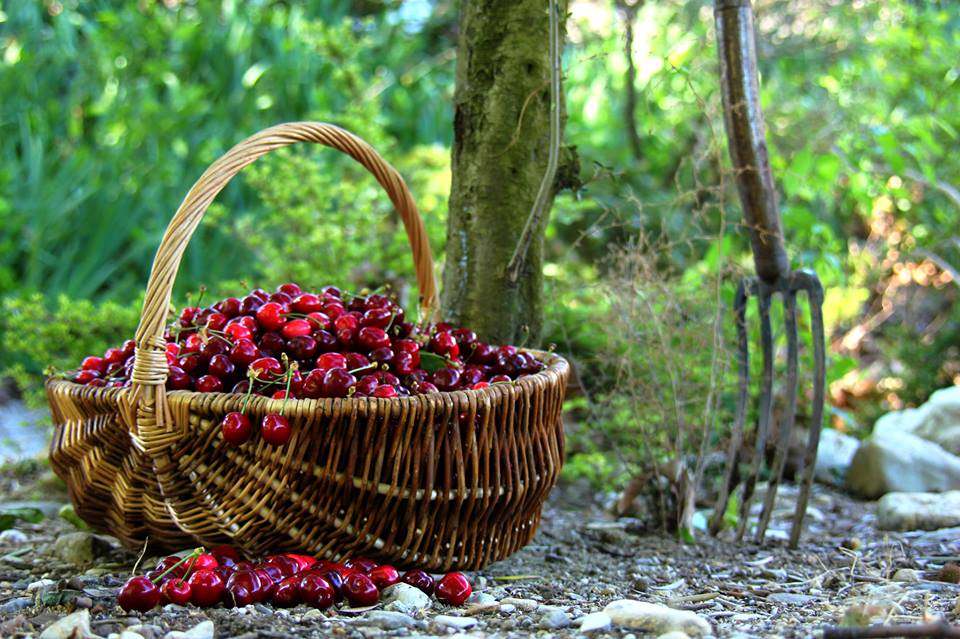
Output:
434 615 478 630
301 609 326 622
580 611 613 633
499 603 516 614
540 607 572 629
892 568 921 583
0 529 28 544
500 597 539 611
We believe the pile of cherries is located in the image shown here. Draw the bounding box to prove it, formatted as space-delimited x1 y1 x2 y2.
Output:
118 545 472 613
66 283 546 447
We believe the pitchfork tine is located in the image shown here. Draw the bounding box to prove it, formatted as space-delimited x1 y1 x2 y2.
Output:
755 282 799 543
789 270 826 548
709 279 750 536
735 286 774 542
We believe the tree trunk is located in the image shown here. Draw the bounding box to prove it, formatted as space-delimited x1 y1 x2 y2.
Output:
442 0 568 345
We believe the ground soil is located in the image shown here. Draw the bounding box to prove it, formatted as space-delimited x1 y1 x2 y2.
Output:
0 463 958 638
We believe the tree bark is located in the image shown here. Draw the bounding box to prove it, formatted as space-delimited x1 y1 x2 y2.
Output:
442 0 568 345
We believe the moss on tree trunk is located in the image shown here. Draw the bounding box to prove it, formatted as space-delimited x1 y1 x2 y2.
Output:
442 0 569 345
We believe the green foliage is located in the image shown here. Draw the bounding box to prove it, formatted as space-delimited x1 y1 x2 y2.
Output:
0 293 140 407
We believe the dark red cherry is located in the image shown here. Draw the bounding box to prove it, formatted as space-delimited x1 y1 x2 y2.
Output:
282 319 313 339
373 385 398 398
221 412 253 445
429 331 459 358
357 327 390 351
160 578 192 606
292 293 323 314
369 347 394 364
249 356 283 380
81 356 106 374
225 569 261 607
343 557 378 574
278 282 302 297
368 565 401 589
361 307 393 328
322 368 356 398
272 576 301 607
118 576 161 612
344 352 371 370
229 338 260 365
287 335 317 360
166 366 193 390
261 414 291 446
208 354 235 379
298 573 335 609
401 569 435 595
431 367 461 391
316 352 348 371
342 572 379 607
217 297 241 317
195 374 223 393
436 572 472 606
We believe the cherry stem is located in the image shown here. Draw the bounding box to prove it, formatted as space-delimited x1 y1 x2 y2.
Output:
241 372 255 413
279 364 295 417
348 363 377 376
151 547 204 584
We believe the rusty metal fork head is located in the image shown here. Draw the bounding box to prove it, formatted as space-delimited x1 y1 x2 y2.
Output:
708 0 827 547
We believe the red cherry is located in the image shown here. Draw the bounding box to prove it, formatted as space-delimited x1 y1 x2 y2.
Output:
469 343 496 365
288 335 317 360
357 326 390 351
361 307 393 328
342 572 379 607
81 356 106 374
210 545 242 566
344 352 371 370
281 318 313 339
343 557 379 573
401 569 435 595
306 311 332 331
392 351 418 375
436 572 472 606
225 569 261 607
490 374 511 383
261 414 291 446
187 569 226 607
224 322 253 342
195 374 223 393
278 282 302 297
256 302 287 331
208 354 235 379
217 297 241 317
221 412 253 445
298 573 335 609
292 293 323 314
430 331 460 358
104 347 127 365
205 312 228 332
314 569 344 601
166 366 192 390
373 385 398 398
254 567 277 601
418 382 440 394
272 576 301 607
229 338 260 365
431 367 461 391
472 381 490 389
192 553 218 571
118 576 161 612
368 565 400 589
322 301 345 319
160 578 192 606
300 369 326 399
283 553 317 573
322 368 356 398
249 356 283 380
316 352 348 371
264 555 302 578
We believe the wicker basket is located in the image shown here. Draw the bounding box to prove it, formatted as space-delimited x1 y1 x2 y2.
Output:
46 122 569 570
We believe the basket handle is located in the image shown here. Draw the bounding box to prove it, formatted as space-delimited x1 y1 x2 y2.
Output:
125 122 438 450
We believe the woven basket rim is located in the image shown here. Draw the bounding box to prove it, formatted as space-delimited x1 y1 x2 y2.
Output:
46 349 569 407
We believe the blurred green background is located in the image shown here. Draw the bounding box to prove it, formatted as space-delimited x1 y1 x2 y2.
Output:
1 0 958 486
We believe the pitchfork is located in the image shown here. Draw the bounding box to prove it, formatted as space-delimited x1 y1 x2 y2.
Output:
707 0 827 548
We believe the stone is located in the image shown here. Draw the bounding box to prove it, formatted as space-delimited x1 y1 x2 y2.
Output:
434 615 478 630
579 611 613 633
28 578 57 592
846 431 960 498
498 603 516 613
539 607 571 629
50 532 109 566
0 529 28 544
0 597 33 614
301 609 325 621
362 611 417 630
163 620 214 639
40 610 96 639
603 600 711 637
767 593 816 605
814 428 860 486
875 386 960 455
466 592 497 606
500 596 539 611
382 583 432 614
657 633 691 639
120 632 145 639
892 568 922 582
876 491 960 531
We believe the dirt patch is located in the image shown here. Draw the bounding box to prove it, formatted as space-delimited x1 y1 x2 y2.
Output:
1 472 958 638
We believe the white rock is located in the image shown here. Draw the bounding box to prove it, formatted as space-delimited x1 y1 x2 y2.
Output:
603 600 711 637
465 592 497 606
40 610 96 639
0 529 28 544
846 431 960 498
877 491 960 531
301 609 326 621
382 582 432 614
163 620 214 639
500 597 539 611
892 568 922 582
579 611 613 633
876 386 960 455
814 428 860 486
498 603 516 613
434 615 478 630
28 578 57 592
657 633 691 639
362 611 417 629
540 607 572 629
120 632 145 639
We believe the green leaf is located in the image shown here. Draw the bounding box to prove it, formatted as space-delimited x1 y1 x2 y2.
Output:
59 504 89 531
418 351 450 373
0 506 44 531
